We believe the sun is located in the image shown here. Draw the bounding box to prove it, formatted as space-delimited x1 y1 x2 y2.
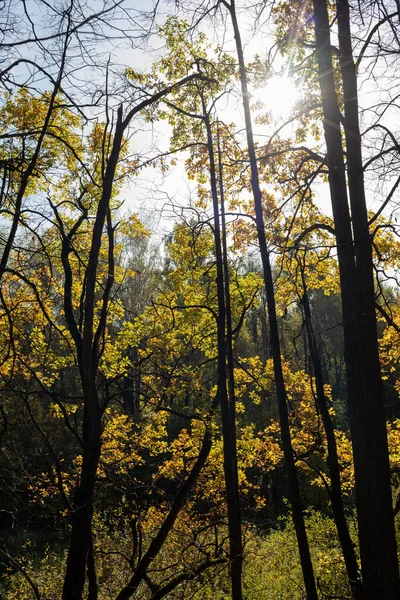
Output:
252 75 298 121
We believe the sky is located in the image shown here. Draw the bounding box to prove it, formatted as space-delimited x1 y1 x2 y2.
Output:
113 1 312 234
3 0 399 243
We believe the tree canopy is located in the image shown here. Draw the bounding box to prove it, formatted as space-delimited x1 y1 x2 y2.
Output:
1 1 400 599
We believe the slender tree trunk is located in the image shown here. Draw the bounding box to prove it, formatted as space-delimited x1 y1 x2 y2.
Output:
218 122 241 525
0 36 68 283
300 270 361 600
62 111 125 600
225 3 318 598
204 110 243 600
87 529 99 600
312 1 399 596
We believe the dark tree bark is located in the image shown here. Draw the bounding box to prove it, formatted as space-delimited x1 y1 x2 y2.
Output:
300 267 361 600
222 2 318 598
312 1 399 597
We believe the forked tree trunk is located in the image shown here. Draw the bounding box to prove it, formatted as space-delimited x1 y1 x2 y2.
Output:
225 2 318 598
312 1 399 596
62 111 125 600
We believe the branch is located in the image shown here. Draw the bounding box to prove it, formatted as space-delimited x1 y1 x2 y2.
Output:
375 303 400 333
23 398 72 511
122 73 216 128
291 223 335 249
0 547 41 600
93 208 115 363
368 174 400 226
356 12 399 68
0 0 127 49
150 557 226 600
116 424 212 600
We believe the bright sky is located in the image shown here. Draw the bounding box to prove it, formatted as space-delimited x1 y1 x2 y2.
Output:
6 0 398 237
119 3 308 235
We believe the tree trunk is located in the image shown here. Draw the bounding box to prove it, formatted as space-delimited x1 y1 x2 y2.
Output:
204 110 243 600
312 1 399 596
62 371 102 600
226 3 318 598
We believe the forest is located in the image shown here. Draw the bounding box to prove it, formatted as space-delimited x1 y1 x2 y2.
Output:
0 0 400 598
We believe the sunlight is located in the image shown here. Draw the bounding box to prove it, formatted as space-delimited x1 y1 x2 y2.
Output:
252 75 299 121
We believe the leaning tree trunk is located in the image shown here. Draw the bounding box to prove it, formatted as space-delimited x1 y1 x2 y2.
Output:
225 2 318 598
116 427 213 599
300 268 362 600
312 1 399 597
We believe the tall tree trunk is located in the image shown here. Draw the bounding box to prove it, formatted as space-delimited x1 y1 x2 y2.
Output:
300 269 362 600
225 2 318 598
218 122 241 523
337 1 399 595
204 109 243 600
312 1 399 596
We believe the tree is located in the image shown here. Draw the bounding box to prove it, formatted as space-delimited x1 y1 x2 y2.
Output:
58 71 214 598
2 2 400 599
131 22 246 595
311 1 399 596
219 2 318 597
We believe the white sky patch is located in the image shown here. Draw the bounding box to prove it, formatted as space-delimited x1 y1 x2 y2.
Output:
251 75 299 121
